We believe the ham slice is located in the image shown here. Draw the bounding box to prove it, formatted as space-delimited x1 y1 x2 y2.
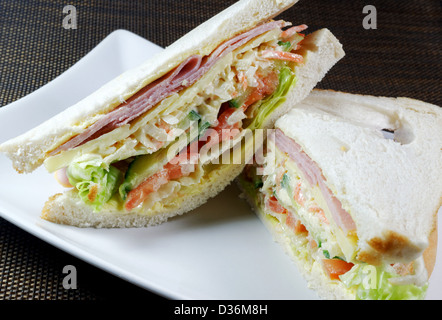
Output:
274 129 356 234
52 20 290 155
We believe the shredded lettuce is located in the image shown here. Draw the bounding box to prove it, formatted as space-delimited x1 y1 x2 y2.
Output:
248 66 297 130
340 264 428 300
67 160 122 212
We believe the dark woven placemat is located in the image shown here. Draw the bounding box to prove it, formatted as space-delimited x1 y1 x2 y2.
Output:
0 218 164 300
0 0 440 300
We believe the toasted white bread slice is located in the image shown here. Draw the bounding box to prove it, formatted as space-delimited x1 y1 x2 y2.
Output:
276 89 441 265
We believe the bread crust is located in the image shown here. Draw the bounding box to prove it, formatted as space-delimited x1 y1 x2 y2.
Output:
357 231 423 265
358 217 438 275
423 218 437 277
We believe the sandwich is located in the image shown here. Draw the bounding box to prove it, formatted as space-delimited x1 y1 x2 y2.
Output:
238 90 441 299
0 0 344 228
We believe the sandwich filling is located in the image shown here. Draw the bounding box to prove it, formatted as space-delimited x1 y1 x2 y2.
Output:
238 129 429 300
47 21 306 213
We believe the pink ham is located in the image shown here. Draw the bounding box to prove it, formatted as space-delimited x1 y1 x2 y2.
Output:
51 20 290 155
274 129 356 234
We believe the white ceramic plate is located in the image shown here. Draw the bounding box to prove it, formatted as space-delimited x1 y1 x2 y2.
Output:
0 30 440 300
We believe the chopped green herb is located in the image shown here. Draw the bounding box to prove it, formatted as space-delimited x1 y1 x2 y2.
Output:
277 40 292 51
323 250 330 259
281 173 290 189
188 110 202 121
254 180 263 189
332 256 345 261
228 98 242 109
198 121 211 136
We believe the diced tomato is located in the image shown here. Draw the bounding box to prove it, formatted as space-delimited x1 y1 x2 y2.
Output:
295 220 307 233
285 211 308 234
125 169 169 211
241 72 278 109
322 259 354 280
125 144 198 211
216 107 241 130
309 238 318 249
163 162 184 180
266 196 287 214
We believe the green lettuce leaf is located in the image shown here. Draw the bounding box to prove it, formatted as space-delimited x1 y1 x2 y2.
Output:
67 160 122 212
248 66 297 130
340 264 428 300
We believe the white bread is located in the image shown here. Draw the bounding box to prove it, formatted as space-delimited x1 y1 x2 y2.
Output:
40 30 345 228
275 89 442 265
0 0 300 174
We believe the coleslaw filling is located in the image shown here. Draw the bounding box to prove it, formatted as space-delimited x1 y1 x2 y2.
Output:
53 23 306 213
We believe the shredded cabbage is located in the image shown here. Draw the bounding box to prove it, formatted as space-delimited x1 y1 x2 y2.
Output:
67 160 122 212
340 264 428 300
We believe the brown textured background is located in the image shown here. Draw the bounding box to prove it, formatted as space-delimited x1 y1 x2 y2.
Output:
0 0 441 300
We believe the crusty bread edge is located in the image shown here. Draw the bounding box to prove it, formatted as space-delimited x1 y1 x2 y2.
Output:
424 218 437 278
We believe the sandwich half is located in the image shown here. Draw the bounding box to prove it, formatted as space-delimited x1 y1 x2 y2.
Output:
238 90 441 299
0 0 344 228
